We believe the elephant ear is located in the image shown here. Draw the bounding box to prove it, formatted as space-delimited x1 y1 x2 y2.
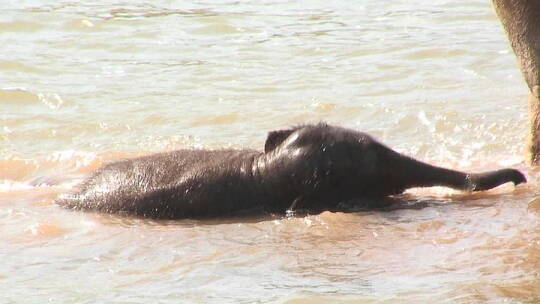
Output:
264 128 296 153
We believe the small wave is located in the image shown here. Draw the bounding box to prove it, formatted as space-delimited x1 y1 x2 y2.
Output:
0 88 39 104
190 113 242 127
0 88 67 109
0 20 43 32
62 19 99 31
0 180 34 192
0 61 42 73
25 222 66 238
46 150 98 168
403 47 467 60
0 150 100 191
192 24 245 35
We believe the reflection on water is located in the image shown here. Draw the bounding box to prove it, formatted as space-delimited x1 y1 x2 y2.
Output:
1 0 540 303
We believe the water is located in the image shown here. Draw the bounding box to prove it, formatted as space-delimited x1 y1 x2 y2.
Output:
2 0 540 303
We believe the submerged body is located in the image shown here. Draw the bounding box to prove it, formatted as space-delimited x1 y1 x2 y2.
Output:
58 123 526 218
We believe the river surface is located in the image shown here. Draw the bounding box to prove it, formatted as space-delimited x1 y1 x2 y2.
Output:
2 0 540 303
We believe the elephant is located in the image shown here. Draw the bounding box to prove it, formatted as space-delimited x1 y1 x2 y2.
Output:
57 123 526 219
492 0 540 164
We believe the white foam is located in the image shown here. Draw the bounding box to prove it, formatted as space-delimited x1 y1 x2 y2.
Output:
46 150 97 168
0 180 34 192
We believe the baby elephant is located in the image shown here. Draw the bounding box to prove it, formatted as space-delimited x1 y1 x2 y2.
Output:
58 123 526 218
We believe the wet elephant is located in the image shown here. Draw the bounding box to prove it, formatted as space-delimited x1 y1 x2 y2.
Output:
492 0 540 164
57 123 526 219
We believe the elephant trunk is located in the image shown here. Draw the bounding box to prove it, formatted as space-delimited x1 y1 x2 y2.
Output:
469 168 527 191
492 0 540 164
388 154 526 192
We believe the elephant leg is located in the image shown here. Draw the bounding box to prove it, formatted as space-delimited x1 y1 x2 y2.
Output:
492 0 540 164
528 94 540 164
